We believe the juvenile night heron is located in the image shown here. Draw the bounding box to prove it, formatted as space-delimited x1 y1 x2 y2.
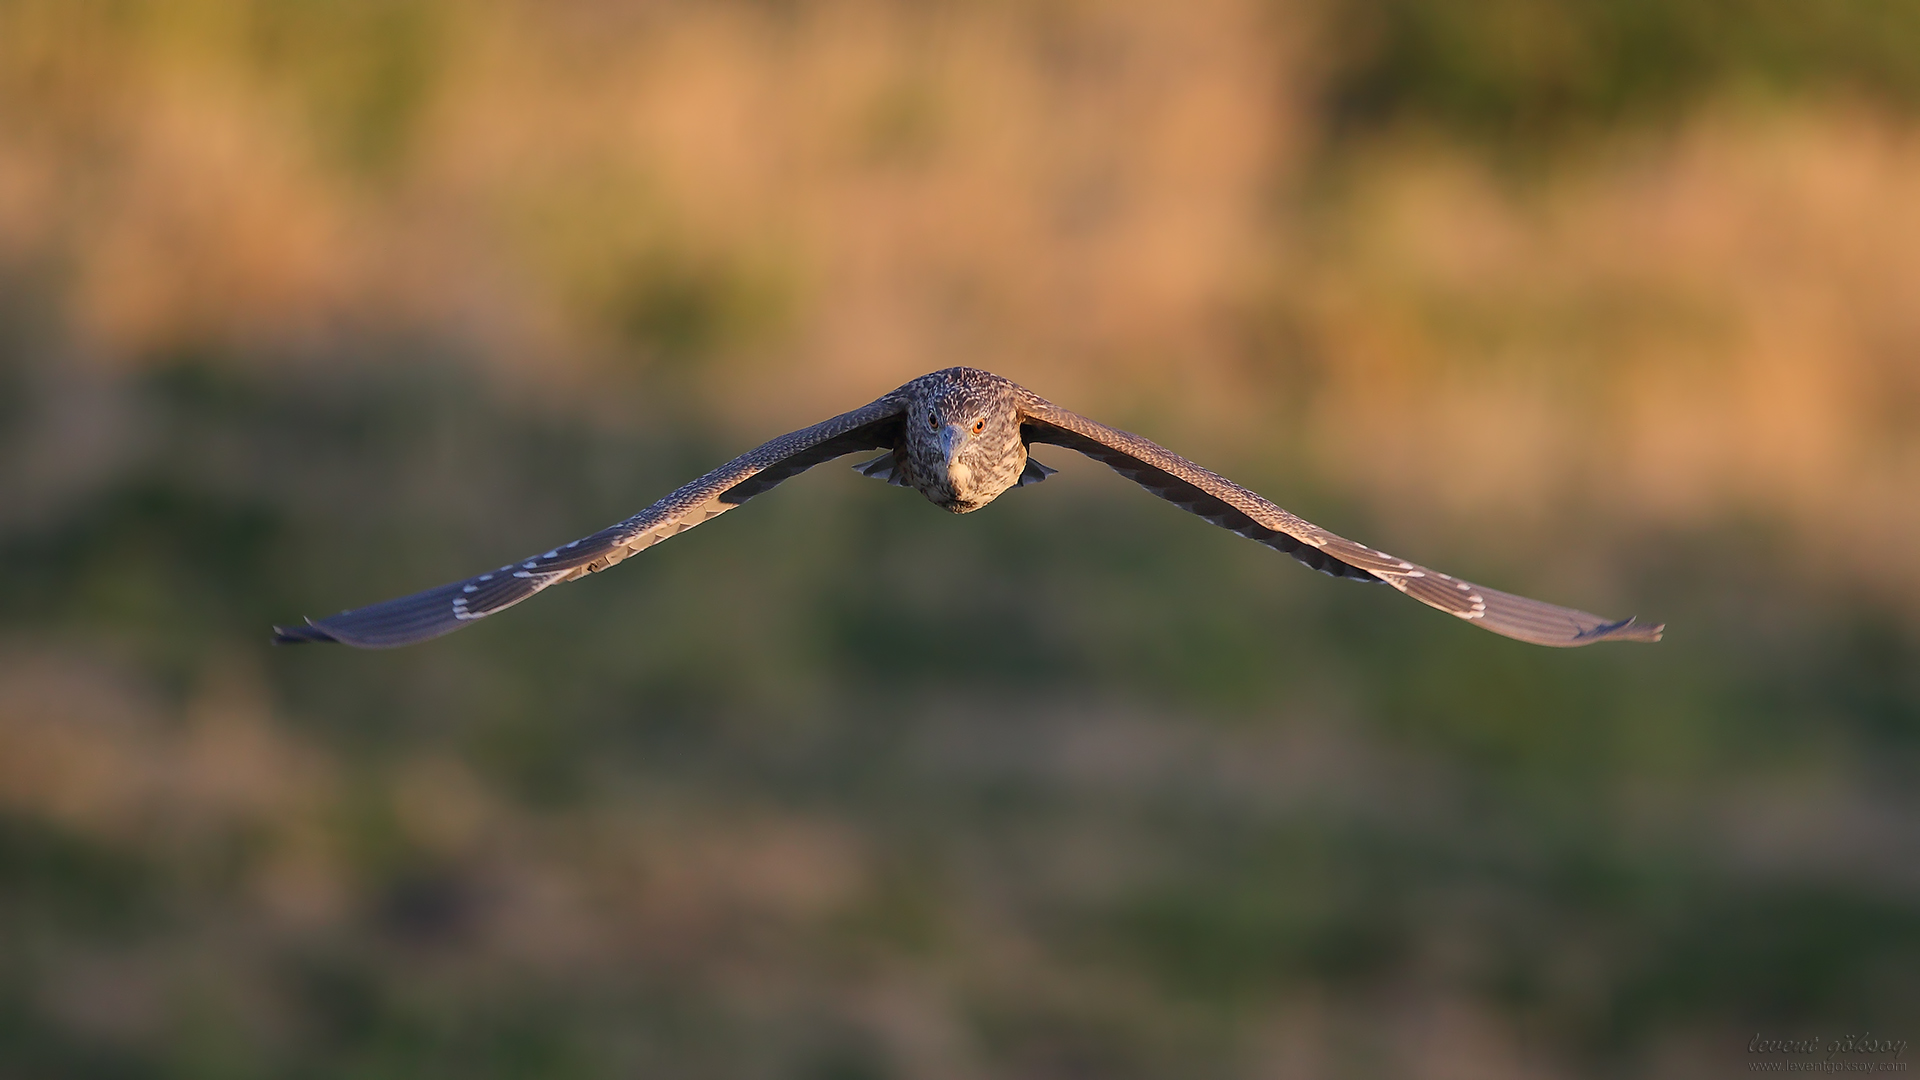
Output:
273 367 1663 648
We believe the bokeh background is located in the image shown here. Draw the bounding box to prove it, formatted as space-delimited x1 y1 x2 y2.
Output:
3 2 1919 1077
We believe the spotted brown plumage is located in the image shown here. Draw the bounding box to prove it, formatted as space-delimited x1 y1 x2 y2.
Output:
274 367 1663 649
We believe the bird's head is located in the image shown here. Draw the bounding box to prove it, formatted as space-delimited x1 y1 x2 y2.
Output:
902 368 1028 513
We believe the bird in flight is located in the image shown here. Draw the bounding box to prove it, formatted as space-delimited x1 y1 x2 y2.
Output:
274 367 1662 649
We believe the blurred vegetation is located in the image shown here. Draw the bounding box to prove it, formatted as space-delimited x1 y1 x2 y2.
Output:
1326 0 1920 149
2 1 1918 1078
249 0 447 176
3 348 1915 1077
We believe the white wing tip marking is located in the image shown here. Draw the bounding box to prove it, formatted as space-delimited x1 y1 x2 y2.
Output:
1451 592 1487 620
462 584 478 593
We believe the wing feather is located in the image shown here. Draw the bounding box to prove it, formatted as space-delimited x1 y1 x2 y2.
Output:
1017 398 1661 647
274 394 907 648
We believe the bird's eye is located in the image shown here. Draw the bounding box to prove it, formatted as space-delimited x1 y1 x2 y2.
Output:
928 414 938 430
972 418 986 434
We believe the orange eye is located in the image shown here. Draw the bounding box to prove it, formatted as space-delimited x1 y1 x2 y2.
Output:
972 419 985 433
928 414 938 430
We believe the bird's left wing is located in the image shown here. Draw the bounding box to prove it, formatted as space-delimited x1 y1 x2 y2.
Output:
274 393 908 648
1018 397 1661 648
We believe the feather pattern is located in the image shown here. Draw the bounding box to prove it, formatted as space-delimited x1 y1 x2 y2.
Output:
276 368 1660 649
274 395 907 647
1016 398 1662 647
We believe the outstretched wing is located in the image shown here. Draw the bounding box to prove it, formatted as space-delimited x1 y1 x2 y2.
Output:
275 394 908 648
1018 399 1661 647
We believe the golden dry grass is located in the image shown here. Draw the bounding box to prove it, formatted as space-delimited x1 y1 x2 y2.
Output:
4 1 1915 579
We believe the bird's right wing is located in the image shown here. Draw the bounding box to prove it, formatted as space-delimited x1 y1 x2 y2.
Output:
274 393 908 648
1019 398 1662 648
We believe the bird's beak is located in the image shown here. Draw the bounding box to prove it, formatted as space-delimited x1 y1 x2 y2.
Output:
939 423 968 468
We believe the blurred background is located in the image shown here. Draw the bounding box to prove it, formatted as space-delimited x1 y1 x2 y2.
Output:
2 1 1918 1077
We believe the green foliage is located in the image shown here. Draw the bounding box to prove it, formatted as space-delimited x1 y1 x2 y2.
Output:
246 0 448 176
0 814 159 934
6 354 1908 1075
1325 0 1920 147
